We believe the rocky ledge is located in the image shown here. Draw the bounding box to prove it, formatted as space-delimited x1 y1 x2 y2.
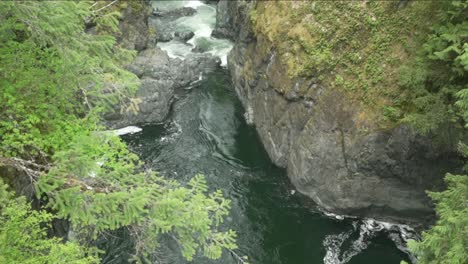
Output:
105 48 220 128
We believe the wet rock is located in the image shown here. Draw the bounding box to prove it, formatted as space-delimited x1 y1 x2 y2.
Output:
148 6 197 46
128 48 220 84
147 17 172 46
153 7 196 19
180 53 222 81
110 77 175 127
174 30 195 42
156 32 174 42
191 45 208 53
211 28 231 39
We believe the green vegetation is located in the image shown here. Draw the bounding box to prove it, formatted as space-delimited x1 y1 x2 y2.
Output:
0 178 100 264
404 173 467 264
403 2 468 263
399 0 467 136
249 0 466 131
250 1 440 125
0 1 236 263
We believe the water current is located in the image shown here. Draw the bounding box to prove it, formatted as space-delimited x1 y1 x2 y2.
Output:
109 1 414 263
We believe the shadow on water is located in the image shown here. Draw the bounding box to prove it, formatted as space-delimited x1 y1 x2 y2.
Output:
108 68 410 264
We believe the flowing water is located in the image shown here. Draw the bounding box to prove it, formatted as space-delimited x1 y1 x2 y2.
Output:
154 1 232 66
111 1 414 263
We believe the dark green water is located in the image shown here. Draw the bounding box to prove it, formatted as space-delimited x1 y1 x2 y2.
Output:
120 69 410 264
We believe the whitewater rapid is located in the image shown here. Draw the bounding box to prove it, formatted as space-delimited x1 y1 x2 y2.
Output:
154 0 233 66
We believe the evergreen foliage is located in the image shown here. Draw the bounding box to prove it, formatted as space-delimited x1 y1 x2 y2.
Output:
0 1 237 262
403 2 468 263
0 179 100 264
399 0 468 136
405 174 467 264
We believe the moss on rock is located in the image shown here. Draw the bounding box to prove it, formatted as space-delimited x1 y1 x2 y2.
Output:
250 0 442 128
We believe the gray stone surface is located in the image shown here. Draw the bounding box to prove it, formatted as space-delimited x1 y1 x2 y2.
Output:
213 0 254 42
148 7 198 45
105 48 221 128
224 1 463 225
174 30 195 42
153 7 197 19
118 2 153 51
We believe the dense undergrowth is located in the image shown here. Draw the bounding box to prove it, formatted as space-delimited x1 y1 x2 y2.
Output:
0 1 237 263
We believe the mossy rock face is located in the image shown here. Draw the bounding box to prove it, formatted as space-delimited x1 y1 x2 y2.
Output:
250 0 441 128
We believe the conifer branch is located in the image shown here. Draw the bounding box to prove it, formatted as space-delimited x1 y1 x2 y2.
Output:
80 86 93 111
0 157 49 182
228 248 248 264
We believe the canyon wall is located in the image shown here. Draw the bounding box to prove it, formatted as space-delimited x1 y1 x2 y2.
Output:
222 0 463 225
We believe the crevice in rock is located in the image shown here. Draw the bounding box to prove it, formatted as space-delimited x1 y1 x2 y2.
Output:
339 127 351 178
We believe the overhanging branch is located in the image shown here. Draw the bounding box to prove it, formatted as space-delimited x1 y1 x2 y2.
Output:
0 157 50 183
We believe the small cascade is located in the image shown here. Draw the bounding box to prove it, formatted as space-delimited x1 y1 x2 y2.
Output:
153 0 233 66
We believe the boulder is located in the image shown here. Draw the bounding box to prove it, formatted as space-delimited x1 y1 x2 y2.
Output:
174 30 195 42
152 7 196 19
191 46 208 53
105 48 221 128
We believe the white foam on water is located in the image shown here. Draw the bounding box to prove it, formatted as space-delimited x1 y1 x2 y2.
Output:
184 0 205 9
111 126 143 136
159 121 182 143
323 221 375 264
155 0 233 67
208 45 232 66
323 230 352 264
157 41 191 60
323 211 345 221
319 208 419 264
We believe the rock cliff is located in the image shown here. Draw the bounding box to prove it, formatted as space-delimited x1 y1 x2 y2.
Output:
117 1 152 51
222 0 463 225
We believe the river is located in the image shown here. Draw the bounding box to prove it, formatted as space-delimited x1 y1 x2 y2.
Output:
110 1 413 263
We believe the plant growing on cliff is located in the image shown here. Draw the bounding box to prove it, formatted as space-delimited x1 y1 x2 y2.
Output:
402 2 468 263
0 1 237 262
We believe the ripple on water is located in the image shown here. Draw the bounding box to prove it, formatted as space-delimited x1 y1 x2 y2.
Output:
117 56 412 264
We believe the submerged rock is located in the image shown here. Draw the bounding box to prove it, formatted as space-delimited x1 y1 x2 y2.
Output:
174 30 195 42
191 45 208 53
156 32 173 43
152 7 197 19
